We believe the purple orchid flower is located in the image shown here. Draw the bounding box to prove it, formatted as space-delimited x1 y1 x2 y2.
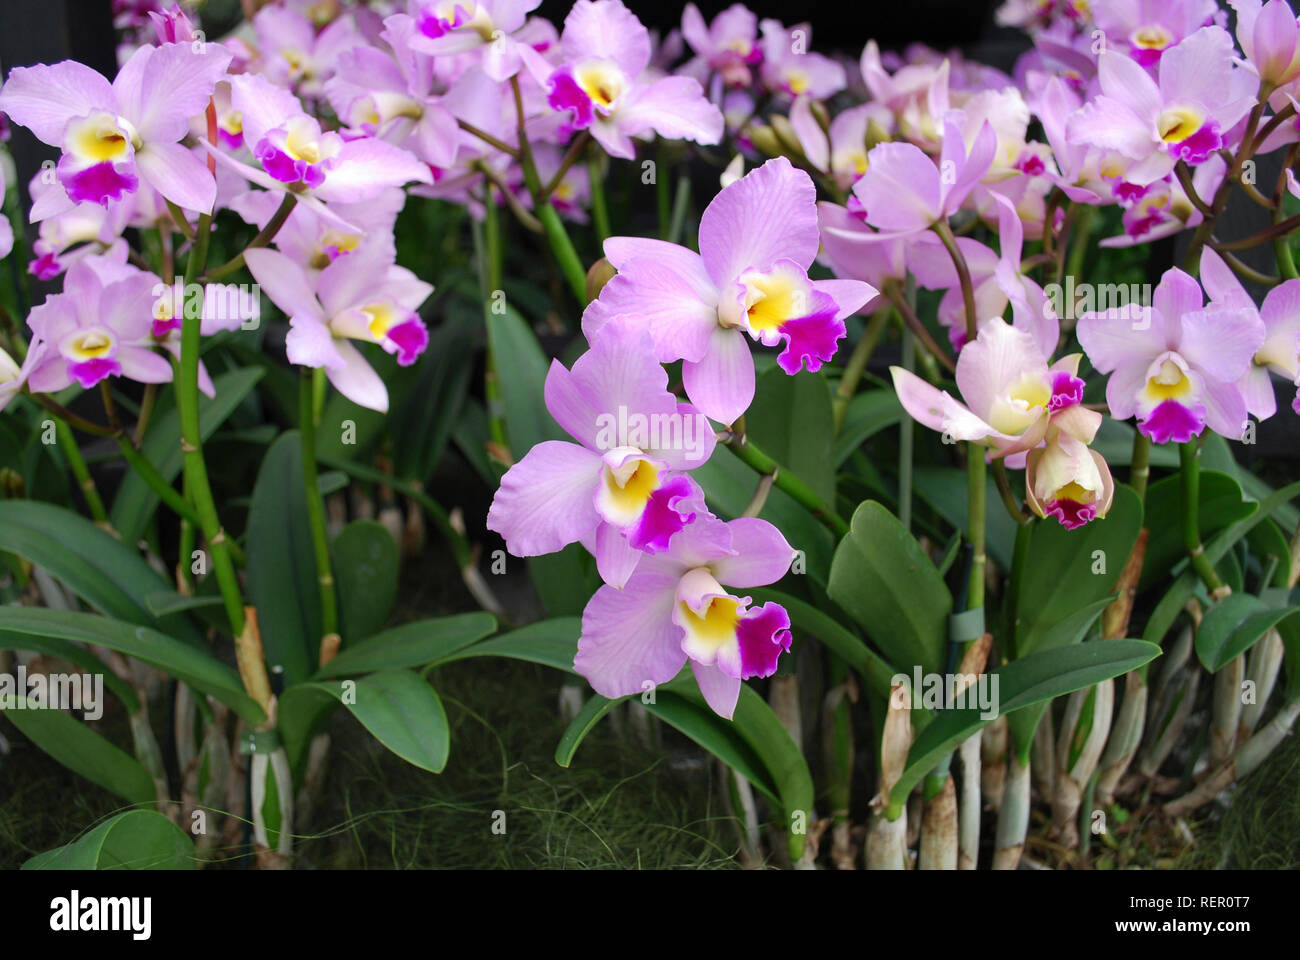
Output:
1077 266 1266 443
210 73 432 231
891 316 1084 458
0 41 233 217
1232 0 1300 87
519 0 724 161
757 19 845 99
576 513 795 719
487 317 717 588
838 114 997 240
1200 247 1300 418
252 3 361 95
244 246 432 413
323 13 462 170
1065 26 1256 186
584 158 876 426
230 186 403 274
680 3 763 89
403 0 542 81
1025 409 1116 530
1091 0 1221 68
23 255 172 392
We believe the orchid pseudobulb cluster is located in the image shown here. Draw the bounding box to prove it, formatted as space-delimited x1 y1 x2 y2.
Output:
3 0 1300 756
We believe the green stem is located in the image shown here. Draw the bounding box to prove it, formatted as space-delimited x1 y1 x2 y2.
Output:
472 210 509 453
1274 202 1299 281
589 149 611 245
202 192 296 281
657 143 671 240
831 309 888 434
992 458 1030 525
133 384 158 448
511 77 587 305
300 369 338 643
178 212 245 637
899 320 915 533
933 219 978 342
1180 440 1228 596
666 172 691 246
726 434 849 538
116 434 202 529
1130 431 1151 502
56 420 110 527
1007 516 1035 659
967 445 987 611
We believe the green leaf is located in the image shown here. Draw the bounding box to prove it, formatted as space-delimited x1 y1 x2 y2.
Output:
1141 471 1255 591
1195 594 1300 672
893 638 1160 806
305 669 450 773
555 694 617 767
144 592 223 617
0 607 264 724
332 520 400 644
23 810 196 870
833 390 904 467
315 612 497 678
1015 485 1142 659
828 500 950 675
110 368 264 543
913 466 1020 573
392 307 476 478
246 431 321 686
0 501 202 647
748 586 896 700
485 304 564 458
0 633 138 713
439 617 582 673
747 369 836 506
1207 480 1300 565
2 702 155 805
528 544 598 618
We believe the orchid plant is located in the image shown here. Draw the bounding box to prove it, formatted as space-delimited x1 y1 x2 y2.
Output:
0 0 1298 872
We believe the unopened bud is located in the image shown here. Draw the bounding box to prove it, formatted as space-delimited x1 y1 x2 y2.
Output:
586 258 617 303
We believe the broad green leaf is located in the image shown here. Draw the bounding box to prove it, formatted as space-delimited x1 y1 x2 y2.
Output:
392 307 476 479
747 369 836 506
0 633 138 713
486 304 564 458
0 501 202 647
1015 485 1141 658
894 638 1160 804
828 500 950 676
110 368 263 543
748 586 896 700
555 694 618 767
833 390 903 467
528 544 598 618
3 702 155 805
913 466 1019 572
246 431 321 685
1207 480 1300 565
305 669 450 773
0 607 264 724
439 617 582 672
23 810 195 870
144 592 223 617
1141 471 1255 591
332 520 400 644
1195 594 1300 672
316 612 497 678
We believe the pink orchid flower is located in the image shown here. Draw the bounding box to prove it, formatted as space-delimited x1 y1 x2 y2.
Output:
323 13 462 170
584 157 876 426
1077 266 1266 443
521 0 724 160
487 317 717 588
576 513 795 719
403 0 542 82
840 114 997 240
210 73 432 231
23 255 172 392
891 316 1085 458
230 187 404 275
680 2 763 89
0 41 232 218
1091 0 1221 68
1025 407 1116 529
243 246 432 413
1066 26 1256 186
1230 0 1300 86
1200 247 1300 418
757 19 845 99
252 3 361 95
